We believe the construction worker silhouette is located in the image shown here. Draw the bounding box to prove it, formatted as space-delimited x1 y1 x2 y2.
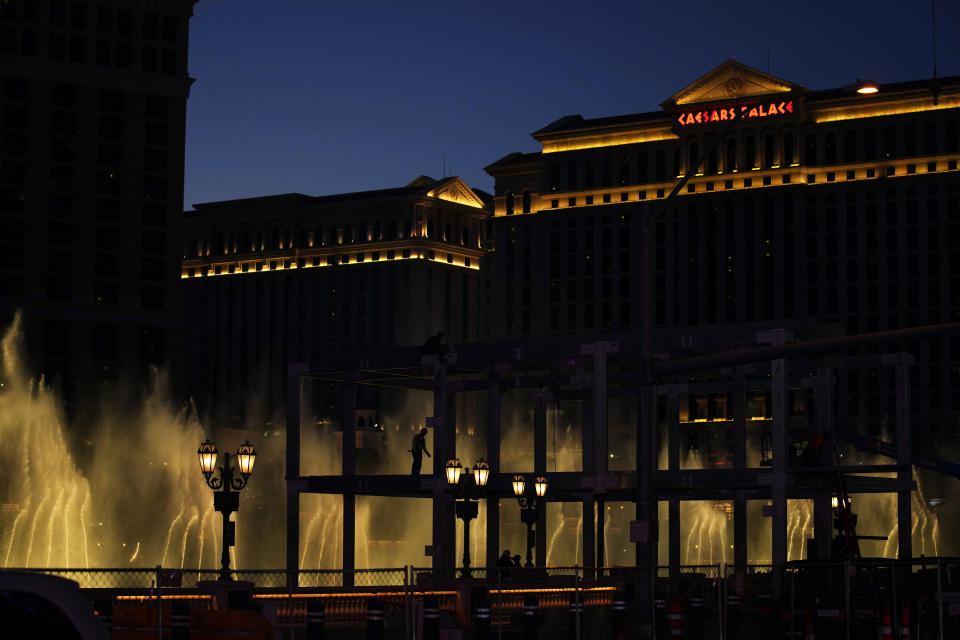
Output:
410 428 431 475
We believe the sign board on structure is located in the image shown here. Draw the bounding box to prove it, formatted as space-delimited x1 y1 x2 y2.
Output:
629 520 648 543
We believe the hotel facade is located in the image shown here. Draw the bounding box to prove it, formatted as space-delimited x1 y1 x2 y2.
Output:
181 176 491 425
0 0 196 408
485 60 960 441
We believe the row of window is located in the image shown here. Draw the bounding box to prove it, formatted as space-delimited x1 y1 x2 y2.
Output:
537 119 959 194
1 1 180 43
191 218 482 258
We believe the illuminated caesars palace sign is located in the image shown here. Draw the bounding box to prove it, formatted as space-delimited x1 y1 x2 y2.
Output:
674 98 797 129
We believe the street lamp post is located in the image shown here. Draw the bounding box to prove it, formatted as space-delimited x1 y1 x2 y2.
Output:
512 475 547 568
445 458 489 578
197 439 257 582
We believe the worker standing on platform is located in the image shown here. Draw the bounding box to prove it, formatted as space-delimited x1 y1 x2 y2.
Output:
410 427 431 475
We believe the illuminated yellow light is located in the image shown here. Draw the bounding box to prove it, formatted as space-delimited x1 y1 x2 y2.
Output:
491 587 615 594
540 127 677 153
856 83 879 94
814 95 959 123
117 595 212 601
252 590 458 599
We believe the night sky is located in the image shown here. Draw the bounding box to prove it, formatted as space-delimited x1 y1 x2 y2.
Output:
183 0 960 208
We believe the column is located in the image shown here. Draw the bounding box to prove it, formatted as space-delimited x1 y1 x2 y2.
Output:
813 369 834 561
771 358 788 567
733 375 747 567
342 377 357 587
486 372 501 569
285 363 308 583
431 362 456 574
895 361 913 560
667 391 681 568
534 392 548 566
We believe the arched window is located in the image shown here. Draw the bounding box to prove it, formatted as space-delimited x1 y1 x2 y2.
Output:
426 219 433 238
707 146 718 174
358 222 368 242
844 130 857 162
904 124 916 156
298 229 307 248
884 124 897 158
824 132 836 164
782 133 794 166
522 191 531 213
372 220 381 240
654 150 665 181
864 128 877 160
619 156 630 185
215 231 224 254
637 153 648 183
505 192 514 215
461 228 469 246
444 223 451 241
388 219 398 238
330 226 339 245
672 150 682 177
763 134 775 168
688 142 699 173
270 227 280 250
805 134 818 166
744 135 756 169
601 156 612 186
403 219 412 237
725 139 737 173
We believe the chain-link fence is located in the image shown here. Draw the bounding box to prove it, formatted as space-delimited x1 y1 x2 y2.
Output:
10 560 960 638
722 559 960 640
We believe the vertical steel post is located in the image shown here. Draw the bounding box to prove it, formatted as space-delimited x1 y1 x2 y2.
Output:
343 375 357 588
286 363 308 589
771 357 788 570
938 558 944 640
733 375 747 568
534 391 548 568
156 565 162 640
486 372 501 570
844 561 851 640
813 369 835 561
894 359 913 560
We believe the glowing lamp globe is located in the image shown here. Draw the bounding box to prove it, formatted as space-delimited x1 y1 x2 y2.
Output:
534 476 548 498
445 458 462 485
512 475 526 497
473 459 490 487
197 439 218 476
236 440 257 476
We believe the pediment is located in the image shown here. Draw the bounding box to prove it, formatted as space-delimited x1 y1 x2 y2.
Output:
663 60 805 108
427 177 486 209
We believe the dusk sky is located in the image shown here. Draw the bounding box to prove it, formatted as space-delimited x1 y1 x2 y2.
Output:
183 1 960 208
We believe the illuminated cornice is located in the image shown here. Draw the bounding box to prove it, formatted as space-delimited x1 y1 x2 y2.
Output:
493 153 959 216
539 123 677 154
181 239 485 278
811 91 960 123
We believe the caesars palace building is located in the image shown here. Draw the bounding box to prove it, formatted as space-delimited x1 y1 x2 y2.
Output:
180 59 960 435
180 61 960 569
484 60 960 444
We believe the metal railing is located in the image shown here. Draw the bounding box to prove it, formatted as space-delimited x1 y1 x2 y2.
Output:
8 560 960 638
